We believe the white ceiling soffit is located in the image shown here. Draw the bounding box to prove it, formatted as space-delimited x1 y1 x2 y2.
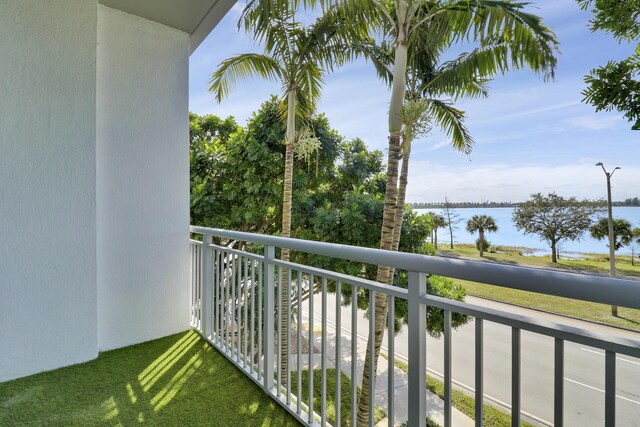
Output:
99 0 238 54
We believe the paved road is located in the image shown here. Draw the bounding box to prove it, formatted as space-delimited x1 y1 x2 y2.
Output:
307 292 640 426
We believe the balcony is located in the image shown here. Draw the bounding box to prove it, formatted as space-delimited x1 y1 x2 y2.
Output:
2 227 639 427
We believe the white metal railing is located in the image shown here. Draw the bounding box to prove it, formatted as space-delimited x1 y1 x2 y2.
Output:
189 226 640 427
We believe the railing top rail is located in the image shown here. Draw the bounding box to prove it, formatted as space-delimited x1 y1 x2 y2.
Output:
190 226 640 310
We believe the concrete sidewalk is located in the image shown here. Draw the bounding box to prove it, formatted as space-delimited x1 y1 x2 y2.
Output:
299 307 474 427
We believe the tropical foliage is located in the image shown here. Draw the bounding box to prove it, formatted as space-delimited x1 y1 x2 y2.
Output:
209 1 366 383
578 0 640 129
590 217 635 251
189 99 466 335
427 212 447 249
194 0 561 423
466 215 498 256
349 1 559 421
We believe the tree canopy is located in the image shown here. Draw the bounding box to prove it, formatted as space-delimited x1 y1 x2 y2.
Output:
590 217 635 251
513 193 604 262
578 0 640 129
189 98 466 334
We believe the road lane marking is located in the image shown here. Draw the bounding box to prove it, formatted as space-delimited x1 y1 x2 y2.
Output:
302 307 555 426
565 378 640 405
579 347 640 366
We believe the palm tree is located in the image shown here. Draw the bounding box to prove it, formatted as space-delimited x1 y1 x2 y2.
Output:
375 44 488 258
428 212 447 249
209 0 361 386
466 215 498 256
352 1 558 423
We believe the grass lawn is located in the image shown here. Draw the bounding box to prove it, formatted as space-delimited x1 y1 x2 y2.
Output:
388 355 534 427
291 368 385 426
0 330 300 426
440 245 640 332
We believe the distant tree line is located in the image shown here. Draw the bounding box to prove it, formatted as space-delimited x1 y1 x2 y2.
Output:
410 201 519 209
619 197 640 206
410 197 640 209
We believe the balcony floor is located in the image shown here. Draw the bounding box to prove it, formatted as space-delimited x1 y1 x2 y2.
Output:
0 330 300 426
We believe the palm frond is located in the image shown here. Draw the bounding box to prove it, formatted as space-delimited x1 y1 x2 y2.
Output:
357 41 395 87
239 0 292 36
295 61 324 118
420 48 505 99
427 99 474 154
209 53 284 102
298 1 377 71
413 0 559 81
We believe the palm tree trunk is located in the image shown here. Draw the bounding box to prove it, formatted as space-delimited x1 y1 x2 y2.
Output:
391 140 411 252
356 2 409 423
479 229 485 257
355 135 400 427
280 88 296 386
434 227 438 249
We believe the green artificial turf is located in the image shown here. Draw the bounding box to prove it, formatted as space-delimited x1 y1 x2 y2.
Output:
290 368 385 426
0 330 300 426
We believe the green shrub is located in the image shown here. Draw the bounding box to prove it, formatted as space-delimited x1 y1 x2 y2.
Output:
475 237 491 253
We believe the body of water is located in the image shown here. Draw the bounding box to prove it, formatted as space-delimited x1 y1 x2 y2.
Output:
415 206 640 257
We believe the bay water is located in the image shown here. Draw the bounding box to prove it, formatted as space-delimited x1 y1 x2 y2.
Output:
415 206 640 257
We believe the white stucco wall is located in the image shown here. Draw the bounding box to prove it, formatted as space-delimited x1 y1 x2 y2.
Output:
0 0 98 382
96 5 191 350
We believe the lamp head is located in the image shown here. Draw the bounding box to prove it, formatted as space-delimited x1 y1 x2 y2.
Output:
595 162 603 167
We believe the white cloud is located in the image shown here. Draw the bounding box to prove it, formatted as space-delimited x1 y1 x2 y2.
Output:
566 114 623 130
412 139 450 153
406 161 640 203
485 101 580 123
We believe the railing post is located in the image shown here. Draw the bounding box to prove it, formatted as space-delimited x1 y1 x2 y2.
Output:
263 245 275 392
201 234 213 339
408 271 427 427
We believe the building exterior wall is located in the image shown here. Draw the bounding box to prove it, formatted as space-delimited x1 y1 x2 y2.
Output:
96 5 191 351
0 0 98 382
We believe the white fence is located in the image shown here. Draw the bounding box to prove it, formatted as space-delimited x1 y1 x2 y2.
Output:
190 226 640 427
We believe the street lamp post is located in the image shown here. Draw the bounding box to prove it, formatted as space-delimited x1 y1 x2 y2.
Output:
596 162 620 317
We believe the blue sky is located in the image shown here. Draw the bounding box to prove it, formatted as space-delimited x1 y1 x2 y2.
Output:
189 0 639 203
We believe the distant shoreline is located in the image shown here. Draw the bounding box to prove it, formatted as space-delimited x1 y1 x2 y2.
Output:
411 203 518 209
410 202 640 209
